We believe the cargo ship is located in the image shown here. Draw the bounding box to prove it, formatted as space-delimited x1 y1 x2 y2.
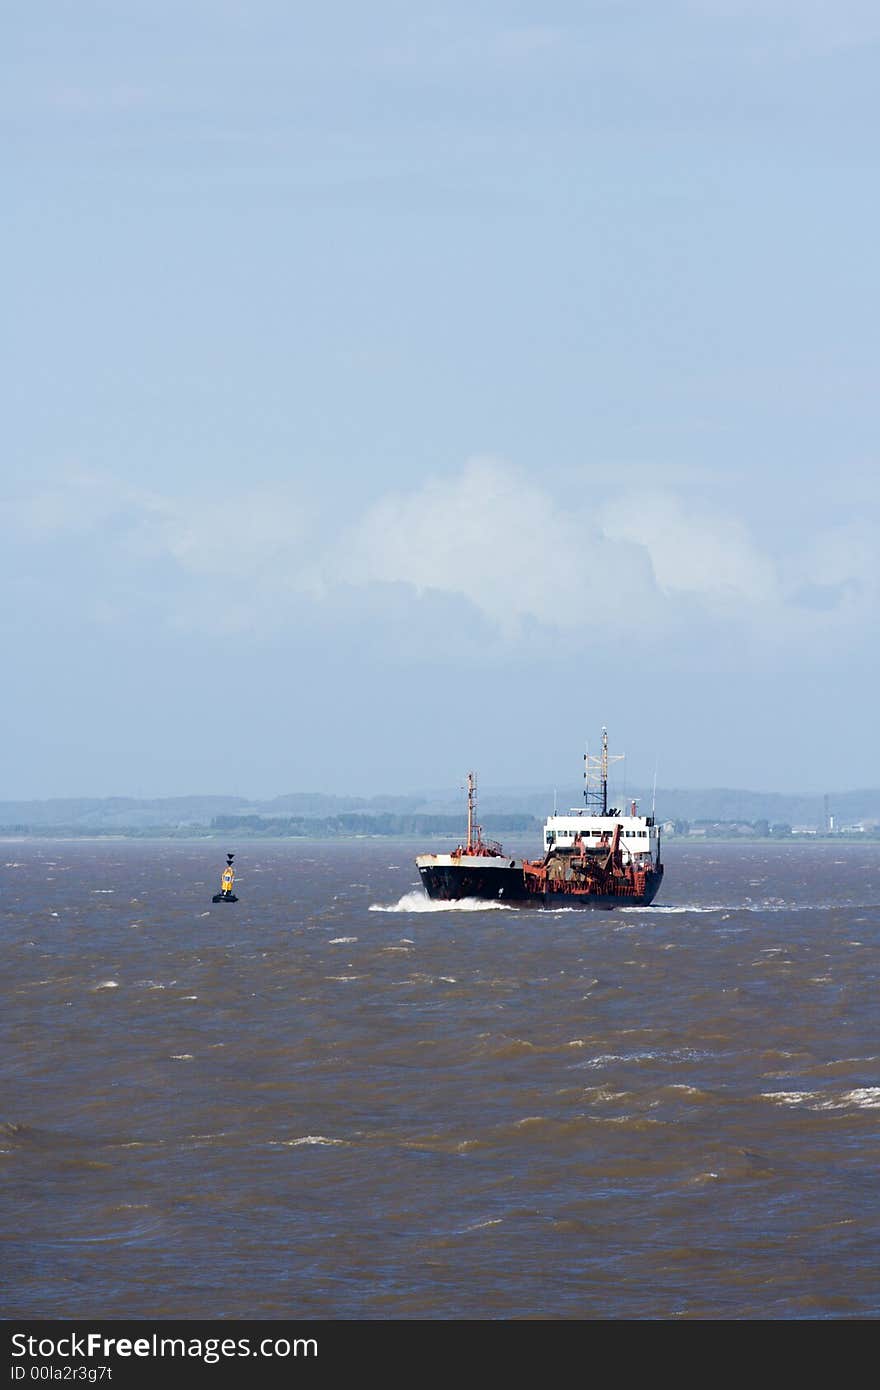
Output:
416 731 664 909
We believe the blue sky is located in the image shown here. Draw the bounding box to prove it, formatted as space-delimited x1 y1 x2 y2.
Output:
4 2 879 798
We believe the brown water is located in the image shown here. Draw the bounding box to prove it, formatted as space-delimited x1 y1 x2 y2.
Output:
2 837 879 1319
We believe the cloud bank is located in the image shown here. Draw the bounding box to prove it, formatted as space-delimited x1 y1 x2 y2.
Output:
7 457 876 655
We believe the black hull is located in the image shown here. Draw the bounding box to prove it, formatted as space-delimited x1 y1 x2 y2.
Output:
419 863 664 910
212 892 238 903
418 863 528 902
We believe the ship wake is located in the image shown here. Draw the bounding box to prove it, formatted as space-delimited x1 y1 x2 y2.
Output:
370 891 514 914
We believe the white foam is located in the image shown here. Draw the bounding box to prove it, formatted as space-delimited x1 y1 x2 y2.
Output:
843 1087 880 1109
93 980 119 990
760 1084 880 1113
813 1087 880 1111
370 891 513 913
762 1090 817 1106
620 902 866 915
578 1050 656 1069
282 1135 346 1147
329 936 358 944
619 904 730 914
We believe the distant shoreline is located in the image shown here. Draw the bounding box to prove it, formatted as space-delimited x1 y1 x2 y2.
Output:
1 830 878 845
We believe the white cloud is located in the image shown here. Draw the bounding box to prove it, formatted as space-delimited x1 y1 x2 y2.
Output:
12 471 133 537
600 491 779 604
807 520 880 608
14 458 873 653
132 486 312 581
330 456 656 634
332 457 787 635
12 471 313 579
687 0 880 55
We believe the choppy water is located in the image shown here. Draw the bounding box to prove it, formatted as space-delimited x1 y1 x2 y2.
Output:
2 836 879 1319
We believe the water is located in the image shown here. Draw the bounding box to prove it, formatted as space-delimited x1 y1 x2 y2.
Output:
2 837 879 1319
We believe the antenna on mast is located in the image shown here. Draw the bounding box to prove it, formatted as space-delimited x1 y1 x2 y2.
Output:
583 727 625 815
652 760 658 819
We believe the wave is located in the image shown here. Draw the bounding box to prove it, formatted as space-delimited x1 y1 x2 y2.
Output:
370 891 514 913
763 1086 880 1112
620 901 879 914
456 1217 503 1233
619 904 731 914
274 1135 348 1147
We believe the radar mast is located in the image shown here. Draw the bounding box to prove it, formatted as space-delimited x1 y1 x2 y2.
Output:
583 728 625 815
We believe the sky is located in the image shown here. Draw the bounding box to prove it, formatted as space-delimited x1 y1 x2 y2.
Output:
3 1 879 799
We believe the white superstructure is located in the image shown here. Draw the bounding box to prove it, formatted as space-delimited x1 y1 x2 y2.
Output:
541 728 661 868
542 810 660 867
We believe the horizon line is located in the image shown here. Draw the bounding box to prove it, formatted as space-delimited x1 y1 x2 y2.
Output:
1 783 878 804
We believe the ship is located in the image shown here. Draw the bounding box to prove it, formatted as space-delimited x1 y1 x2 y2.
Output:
416 731 664 909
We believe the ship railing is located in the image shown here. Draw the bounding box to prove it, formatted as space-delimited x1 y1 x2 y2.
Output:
467 836 504 857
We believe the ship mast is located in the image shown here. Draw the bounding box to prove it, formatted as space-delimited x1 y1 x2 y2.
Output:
583 728 624 815
466 771 477 852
